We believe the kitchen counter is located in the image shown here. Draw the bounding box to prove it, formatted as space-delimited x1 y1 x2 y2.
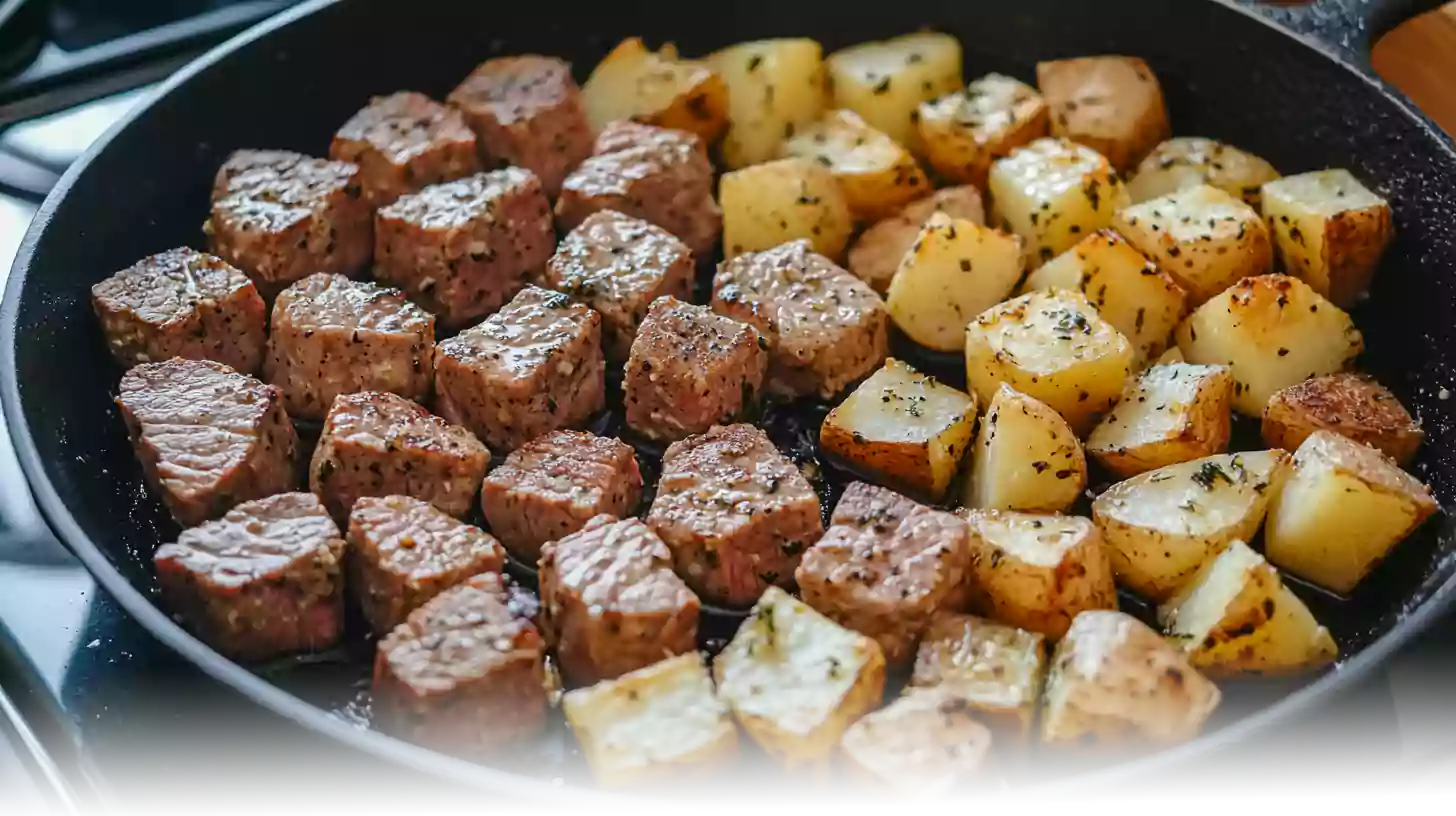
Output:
1375 4 1456 135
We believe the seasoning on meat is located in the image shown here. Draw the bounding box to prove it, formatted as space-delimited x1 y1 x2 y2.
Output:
91 247 267 373
543 210 694 360
330 91 481 207
264 273 435 421
623 296 767 443
434 285 605 452
309 391 489 522
116 358 298 526
373 572 548 757
539 515 699 685
153 492 344 662
347 494 505 635
375 167 555 328
647 424 822 607
480 430 643 563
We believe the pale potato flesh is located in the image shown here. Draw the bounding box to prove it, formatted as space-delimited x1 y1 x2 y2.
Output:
720 157 854 260
839 688 993 794
847 186 986 293
886 213 1023 352
963 383 1085 513
582 37 728 141
1112 185 1273 305
910 612 1047 740
705 38 828 170
1127 137 1281 209
826 32 964 146
916 73 1049 189
783 109 929 220
1087 363 1234 478
988 137 1129 268
1036 56 1170 172
1261 169 1394 308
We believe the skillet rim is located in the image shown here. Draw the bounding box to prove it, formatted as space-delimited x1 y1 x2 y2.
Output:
3 0 1454 797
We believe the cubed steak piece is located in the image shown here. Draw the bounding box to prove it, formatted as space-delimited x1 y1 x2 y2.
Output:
448 55 594 198
373 572 547 757
623 297 767 443
647 424 822 607
117 358 298 526
153 492 344 662
208 149 372 298
330 91 480 207
347 495 505 635
540 515 700 685
375 168 555 328
543 210 695 360
713 240 889 399
310 391 489 522
556 120 721 256
480 430 643 563
264 273 435 421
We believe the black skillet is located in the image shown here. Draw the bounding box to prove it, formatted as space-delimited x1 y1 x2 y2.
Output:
3 0 1456 800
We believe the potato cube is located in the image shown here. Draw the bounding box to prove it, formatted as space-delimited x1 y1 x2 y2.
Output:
988 137 1129 268
963 384 1085 514
1086 363 1234 478
1042 610 1220 746
1265 431 1438 595
911 613 1047 741
963 289 1134 435
1175 274 1364 416
1036 55 1170 172
826 32 963 146
1262 372 1423 466
705 38 828 170
847 186 986 293
820 358 976 500
1127 137 1281 209
783 109 929 220
714 587 886 769
1159 540 1338 676
1091 450 1290 601
1261 169 1395 308
1156 347 1185 365
1112 185 1273 305
839 689 993 794
886 213 1023 352
916 73 1049 189
581 37 728 142
720 157 854 260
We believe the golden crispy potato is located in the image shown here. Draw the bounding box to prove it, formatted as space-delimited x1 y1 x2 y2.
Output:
782 109 929 221
963 384 1085 514
1112 185 1273 305
1036 56 1170 172
1262 372 1423 466
720 157 854 260
911 612 1046 742
846 186 986 293
582 37 728 141
839 688 993 794
886 213 1023 352
1127 137 1281 209
1155 347 1185 365
1261 169 1395 308
916 73 1049 188
1087 363 1234 478
705 38 828 169
826 32 964 146
988 137 1129 268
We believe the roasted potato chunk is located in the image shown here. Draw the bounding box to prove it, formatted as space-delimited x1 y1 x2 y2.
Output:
1036 55 1169 172
783 109 929 220
705 38 827 170
911 612 1047 742
1112 185 1273 305
581 38 728 141
839 689 993 794
720 157 854 260
1265 431 1438 595
1127 137 1280 209
821 358 976 500
963 384 1086 514
714 587 886 770
916 73 1049 189
1175 274 1364 416
1042 610 1220 746
886 213 1023 352
988 137 1129 268
847 186 986 293
1087 363 1234 478
1262 372 1423 466
1261 169 1395 308
825 32 964 146
1159 540 1337 676
1091 450 1291 601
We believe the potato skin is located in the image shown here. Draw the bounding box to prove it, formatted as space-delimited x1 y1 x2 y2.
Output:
1261 169 1394 308
1036 56 1170 172
1262 373 1423 466
1127 137 1280 209
581 38 728 142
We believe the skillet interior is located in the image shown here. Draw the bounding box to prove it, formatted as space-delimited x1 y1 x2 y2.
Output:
5 0 1456 792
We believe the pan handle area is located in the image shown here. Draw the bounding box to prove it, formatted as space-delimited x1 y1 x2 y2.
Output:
1237 0 1452 70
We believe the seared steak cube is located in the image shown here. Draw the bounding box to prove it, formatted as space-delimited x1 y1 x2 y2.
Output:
556 121 721 257
375 168 555 328
347 495 505 635
330 91 480 207
91 247 267 373
540 515 700 685
480 430 642 563
264 273 435 421
713 240 889 399
117 358 298 526
373 572 547 756
208 149 372 299
647 424 822 607
154 492 344 662
309 391 489 522
434 286 605 452
448 55 594 198
543 210 695 360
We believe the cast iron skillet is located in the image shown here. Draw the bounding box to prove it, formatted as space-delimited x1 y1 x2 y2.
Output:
4 0 1456 799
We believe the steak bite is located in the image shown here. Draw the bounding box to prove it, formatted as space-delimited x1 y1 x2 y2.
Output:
347 495 505 635
539 515 700 685
330 91 480 207
448 55 594 198
647 424 823 607
117 358 298 526
556 121 721 257
434 286 605 452
480 430 643 563
375 168 555 328
208 149 372 298
713 240 890 399
623 297 767 443
309 391 489 522
543 210 695 360
153 492 344 662
373 572 548 757
264 273 435 421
